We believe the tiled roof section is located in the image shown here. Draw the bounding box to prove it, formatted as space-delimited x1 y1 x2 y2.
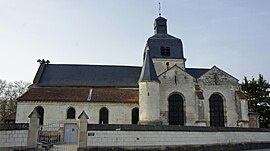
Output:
185 68 210 78
37 64 142 87
17 87 89 102
17 87 139 103
90 88 138 103
3 112 16 121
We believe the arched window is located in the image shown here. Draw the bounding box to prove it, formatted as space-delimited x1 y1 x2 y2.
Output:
99 107 108 124
209 94 225 127
168 94 184 125
35 106 44 125
67 107 76 119
131 108 139 124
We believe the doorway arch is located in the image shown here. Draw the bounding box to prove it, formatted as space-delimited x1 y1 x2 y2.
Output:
168 94 184 125
209 94 225 127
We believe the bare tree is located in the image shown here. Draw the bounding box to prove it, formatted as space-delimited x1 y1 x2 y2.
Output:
0 79 8 120
0 79 30 121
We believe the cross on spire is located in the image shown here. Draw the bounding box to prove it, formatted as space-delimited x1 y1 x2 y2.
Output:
158 2 161 17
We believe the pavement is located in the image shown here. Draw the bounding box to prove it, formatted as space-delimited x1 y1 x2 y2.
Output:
49 144 77 151
245 149 270 151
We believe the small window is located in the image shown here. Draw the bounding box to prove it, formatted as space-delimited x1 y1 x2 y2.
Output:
160 47 170 56
99 107 109 124
132 108 139 124
35 106 44 125
67 107 76 119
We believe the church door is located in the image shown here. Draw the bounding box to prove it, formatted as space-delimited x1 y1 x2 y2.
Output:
209 94 225 127
168 94 184 125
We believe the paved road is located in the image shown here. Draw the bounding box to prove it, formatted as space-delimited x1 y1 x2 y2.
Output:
49 144 77 151
245 149 270 151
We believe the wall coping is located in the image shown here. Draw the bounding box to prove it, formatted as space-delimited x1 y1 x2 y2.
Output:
88 124 270 132
0 123 29 131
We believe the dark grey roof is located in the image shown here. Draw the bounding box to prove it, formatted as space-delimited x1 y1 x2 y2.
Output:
154 16 167 34
138 50 159 83
146 34 184 59
144 16 184 60
36 64 210 87
37 64 141 87
185 68 210 78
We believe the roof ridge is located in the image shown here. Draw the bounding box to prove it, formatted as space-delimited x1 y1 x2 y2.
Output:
186 67 211 70
46 64 142 68
149 33 179 39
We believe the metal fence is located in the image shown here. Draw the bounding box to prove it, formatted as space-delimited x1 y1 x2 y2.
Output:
37 121 77 151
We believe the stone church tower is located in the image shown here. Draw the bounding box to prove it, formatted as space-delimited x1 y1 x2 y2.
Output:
138 15 249 127
139 15 187 125
145 16 186 75
138 50 161 125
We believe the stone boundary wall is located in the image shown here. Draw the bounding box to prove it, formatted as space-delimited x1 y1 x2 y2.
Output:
88 124 270 132
0 123 29 149
0 123 29 130
86 142 270 151
87 124 270 150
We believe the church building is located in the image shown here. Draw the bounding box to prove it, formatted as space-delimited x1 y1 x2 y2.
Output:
16 15 249 127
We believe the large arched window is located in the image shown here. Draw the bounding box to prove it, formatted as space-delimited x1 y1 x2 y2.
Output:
168 94 184 125
35 106 44 125
67 107 76 119
131 108 139 124
99 107 109 124
209 94 225 127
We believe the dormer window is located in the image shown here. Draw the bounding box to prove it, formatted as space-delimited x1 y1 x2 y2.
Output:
160 46 170 56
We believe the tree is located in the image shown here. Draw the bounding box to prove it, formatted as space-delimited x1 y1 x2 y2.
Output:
241 74 270 128
0 79 8 120
0 79 30 122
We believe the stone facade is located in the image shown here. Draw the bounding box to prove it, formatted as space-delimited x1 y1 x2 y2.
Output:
139 81 160 125
16 101 138 124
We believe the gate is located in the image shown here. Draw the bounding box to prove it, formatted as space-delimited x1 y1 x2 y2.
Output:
64 124 77 144
38 121 77 151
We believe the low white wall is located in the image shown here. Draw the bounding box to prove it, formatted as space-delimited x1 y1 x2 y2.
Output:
0 130 28 148
87 130 270 147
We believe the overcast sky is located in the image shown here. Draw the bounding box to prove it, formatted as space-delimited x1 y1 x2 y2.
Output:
0 0 269 83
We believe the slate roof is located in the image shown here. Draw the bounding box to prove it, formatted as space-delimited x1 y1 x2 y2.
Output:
18 87 139 103
146 34 184 59
138 50 160 82
34 63 210 88
185 68 210 78
37 64 141 87
145 16 184 60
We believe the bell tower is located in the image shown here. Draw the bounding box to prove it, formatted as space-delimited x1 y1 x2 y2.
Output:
154 16 167 34
143 15 186 75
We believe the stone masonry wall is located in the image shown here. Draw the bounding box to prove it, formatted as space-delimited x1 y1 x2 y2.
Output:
16 102 138 124
159 66 199 125
0 130 28 148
